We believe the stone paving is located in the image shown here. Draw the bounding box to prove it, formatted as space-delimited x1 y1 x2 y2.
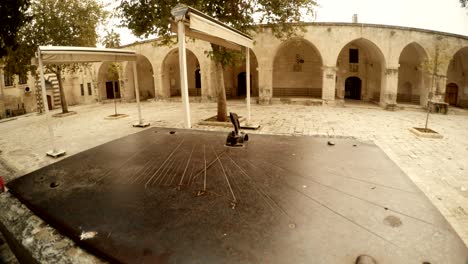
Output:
0 100 467 262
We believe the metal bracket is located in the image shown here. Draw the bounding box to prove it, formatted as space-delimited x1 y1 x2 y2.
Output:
226 112 248 147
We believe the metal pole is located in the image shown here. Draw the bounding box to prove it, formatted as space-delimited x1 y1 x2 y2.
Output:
177 20 192 128
38 47 57 154
113 81 117 116
246 47 251 125
133 61 143 124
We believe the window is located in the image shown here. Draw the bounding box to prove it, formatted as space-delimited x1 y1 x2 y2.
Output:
4 73 13 86
349 49 359 63
19 74 28 85
80 84 85 96
87 83 92 95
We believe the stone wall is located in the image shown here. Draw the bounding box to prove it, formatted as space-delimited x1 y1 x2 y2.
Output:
2 22 468 112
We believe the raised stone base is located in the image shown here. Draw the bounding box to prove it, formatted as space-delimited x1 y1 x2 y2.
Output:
104 114 128 120
271 97 322 106
133 122 151 128
199 115 246 127
52 111 77 118
46 149 66 158
409 127 443 139
240 122 261 130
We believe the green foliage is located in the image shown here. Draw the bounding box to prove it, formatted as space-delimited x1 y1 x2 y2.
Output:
102 30 121 48
0 0 31 58
3 0 107 75
421 37 451 77
30 0 106 47
119 0 317 48
118 0 317 121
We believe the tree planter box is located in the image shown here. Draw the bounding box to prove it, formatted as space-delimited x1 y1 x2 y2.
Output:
198 115 245 127
104 114 128 120
409 127 443 138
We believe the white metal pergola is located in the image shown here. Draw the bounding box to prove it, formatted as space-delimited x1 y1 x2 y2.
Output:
36 46 150 157
171 5 257 129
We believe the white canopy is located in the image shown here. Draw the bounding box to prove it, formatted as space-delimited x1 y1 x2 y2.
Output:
35 46 147 158
37 46 137 65
171 5 255 128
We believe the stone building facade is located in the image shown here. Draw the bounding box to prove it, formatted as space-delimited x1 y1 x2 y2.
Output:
1 22 468 119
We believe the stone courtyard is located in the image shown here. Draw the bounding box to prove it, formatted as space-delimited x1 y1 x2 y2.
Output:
0 100 467 262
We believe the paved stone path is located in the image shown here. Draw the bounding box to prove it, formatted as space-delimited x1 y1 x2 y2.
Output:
0 100 467 262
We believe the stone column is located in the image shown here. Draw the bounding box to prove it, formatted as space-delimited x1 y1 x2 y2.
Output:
321 65 337 105
434 75 447 102
200 61 214 102
155 68 169 99
257 62 273 105
419 71 428 106
381 67 399 108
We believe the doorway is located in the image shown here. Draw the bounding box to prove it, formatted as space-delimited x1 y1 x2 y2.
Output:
237 72 252 97
345 77 362 100
46 95 53 110
445 83 458 106
105 81 120 99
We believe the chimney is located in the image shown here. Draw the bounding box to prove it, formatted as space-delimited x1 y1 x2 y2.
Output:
352 14 358 23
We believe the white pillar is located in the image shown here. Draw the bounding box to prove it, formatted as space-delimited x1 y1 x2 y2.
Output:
38 47 64 157
133 61 143 124
246 48 251 125
177 21 191 128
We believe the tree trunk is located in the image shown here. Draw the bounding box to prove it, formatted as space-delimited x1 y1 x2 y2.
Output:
56 67 69 113
212 45 228 122
215 61 228 121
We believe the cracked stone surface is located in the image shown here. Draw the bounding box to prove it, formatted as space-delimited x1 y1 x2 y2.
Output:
0 100 467 262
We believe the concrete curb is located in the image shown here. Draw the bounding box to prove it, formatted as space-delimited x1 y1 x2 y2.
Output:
0 192 106 264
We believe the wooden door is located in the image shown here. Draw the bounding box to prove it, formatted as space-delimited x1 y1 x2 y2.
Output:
106 82 114 99
47 95 53 110
445 83 458 106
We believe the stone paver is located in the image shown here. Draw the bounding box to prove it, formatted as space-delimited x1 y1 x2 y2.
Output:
0 100 467 262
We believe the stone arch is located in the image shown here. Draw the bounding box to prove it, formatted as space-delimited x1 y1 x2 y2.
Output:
272 38 323 98
223 49 259 98
335 38 386 103
161 48 202 97
125 54 155 100
397 42 429 105
446 47 468 108
97 62 122 101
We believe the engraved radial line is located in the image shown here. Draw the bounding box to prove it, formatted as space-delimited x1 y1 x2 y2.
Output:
144 139 185 188
212 146 236 202
224 162 242 195
203 145 207 191
128 141 177 184
130 154 166 184
97 137 160 182
257 158 418 195
284 171 438 227
190 152 225 184
283 181 402 249
156 156 177 186
178 144 196 186
226 154 291 218
251 159 436 227
125 155 161 184
187 163 196 186
168 159 183 185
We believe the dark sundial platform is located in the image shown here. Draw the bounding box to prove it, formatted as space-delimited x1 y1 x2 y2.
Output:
7 127 468 263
